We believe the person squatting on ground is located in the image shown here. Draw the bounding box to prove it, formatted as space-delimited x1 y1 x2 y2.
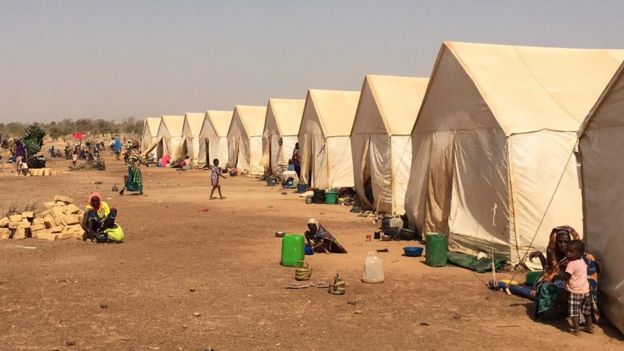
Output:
556 240 594 335
209 159 227 200
304 218 347 254
81 192 124 243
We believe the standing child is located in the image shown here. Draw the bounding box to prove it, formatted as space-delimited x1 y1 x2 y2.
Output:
560 240 594 335
209 159 227 200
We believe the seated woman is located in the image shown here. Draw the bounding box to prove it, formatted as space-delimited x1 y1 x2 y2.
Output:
530 226 599 322
304 219 347 254
81 192 124 243
119 157 143 195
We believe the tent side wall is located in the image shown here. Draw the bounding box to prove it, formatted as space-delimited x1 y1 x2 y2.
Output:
579 68 624 334
581 126 624 334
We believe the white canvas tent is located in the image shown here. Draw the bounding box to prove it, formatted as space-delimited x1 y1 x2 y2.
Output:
227 105 267 175
351 75 429 215
578 62 624 334
182 113 206 167
157 115 188 161
200 110 233 167
262 98 305 174
298 89 360 189
403 41 624 266
141 117 162 158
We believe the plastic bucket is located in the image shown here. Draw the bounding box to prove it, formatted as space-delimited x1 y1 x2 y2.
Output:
281 234 305 267
425 233 448 267
312 189 325 203
297 183 307 193
325 192 338 204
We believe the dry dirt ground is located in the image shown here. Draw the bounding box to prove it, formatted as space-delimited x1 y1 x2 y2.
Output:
1 155 623 351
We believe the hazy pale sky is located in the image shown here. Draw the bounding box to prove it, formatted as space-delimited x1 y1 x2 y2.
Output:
1 0 623 122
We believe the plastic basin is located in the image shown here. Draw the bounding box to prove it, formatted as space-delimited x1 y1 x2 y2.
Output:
304 244 314 255
403 247 424 257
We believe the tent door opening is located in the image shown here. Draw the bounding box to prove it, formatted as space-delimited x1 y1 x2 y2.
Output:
204 139 210 166
156 141 164 160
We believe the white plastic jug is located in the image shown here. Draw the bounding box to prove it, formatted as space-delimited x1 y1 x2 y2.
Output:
362 251 384 283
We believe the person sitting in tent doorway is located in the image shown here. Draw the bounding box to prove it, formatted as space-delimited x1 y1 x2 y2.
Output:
529 226 599 324
209 158 227 200
81 192 124 243
304 218 347 254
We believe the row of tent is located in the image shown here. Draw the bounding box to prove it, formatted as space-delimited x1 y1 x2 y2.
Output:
141 41 624 333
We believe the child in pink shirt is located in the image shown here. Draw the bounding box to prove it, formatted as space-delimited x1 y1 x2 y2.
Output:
561 240 593 335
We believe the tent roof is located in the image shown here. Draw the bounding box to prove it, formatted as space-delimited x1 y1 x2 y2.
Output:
233 105 267 137
433 41 624 135
144 117 161 137
267 98 306 136
161 115 185 137
579 62 624 136
363 75 429 135
206 110 233 137
184 113 206 137
306 89 360 136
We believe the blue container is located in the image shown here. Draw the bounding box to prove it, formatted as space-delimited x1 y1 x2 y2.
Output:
297 183 308 193
304 244 314 255
403 246 424 257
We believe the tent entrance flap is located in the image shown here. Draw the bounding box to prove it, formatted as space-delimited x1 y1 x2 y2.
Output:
424 131 456 234
141 136 163 158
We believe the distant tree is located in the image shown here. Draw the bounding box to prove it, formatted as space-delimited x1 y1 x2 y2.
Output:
48 125 64 139
75 118 93 132
121 116 142 134
94 119 113 135
6 122 25 136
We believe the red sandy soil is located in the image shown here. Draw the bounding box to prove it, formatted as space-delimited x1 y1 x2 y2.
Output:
0 155 622 351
